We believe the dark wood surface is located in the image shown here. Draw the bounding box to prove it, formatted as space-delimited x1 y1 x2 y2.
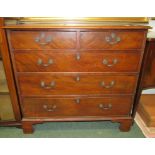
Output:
80 31 146 50
17 73 138 96
142 39 155 89
8 30 77 49
0 17 150 133
22 96 133 117
8 30 146 50
130 32 149 118
0 121 21 127
13 50 142 73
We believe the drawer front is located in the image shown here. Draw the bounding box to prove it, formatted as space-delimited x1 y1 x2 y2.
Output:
80 31 145 49
18 74 137 95
8 31 77 49
14 51 141 72
22 96 133 117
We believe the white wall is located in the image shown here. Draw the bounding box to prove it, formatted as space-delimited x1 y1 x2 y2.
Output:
149 19 155 32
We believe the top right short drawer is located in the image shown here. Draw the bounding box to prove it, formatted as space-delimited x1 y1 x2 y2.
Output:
80 31 146 50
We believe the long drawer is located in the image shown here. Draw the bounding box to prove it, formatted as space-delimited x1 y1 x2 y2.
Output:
22 96 133 117
14 51 142 72
8 31 77 49
80 31 145 49
17 73 138 96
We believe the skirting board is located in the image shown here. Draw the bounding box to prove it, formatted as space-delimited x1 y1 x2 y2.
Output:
135 113 155 138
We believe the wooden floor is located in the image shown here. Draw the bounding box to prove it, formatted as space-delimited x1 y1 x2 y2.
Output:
135 94 155 138
135 113 155 138
138 95 155 127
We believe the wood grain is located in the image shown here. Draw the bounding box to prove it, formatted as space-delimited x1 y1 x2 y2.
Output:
8 30 77 49
14 50 142 72
80 31 145 50
142 40 155 89
17 73 138 96
22 96 133 117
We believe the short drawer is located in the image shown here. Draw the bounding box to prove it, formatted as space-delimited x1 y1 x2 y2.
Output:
14 51 142 72
22 96 133 117
8 31 77 49
18 73 138 96
80 31 145 49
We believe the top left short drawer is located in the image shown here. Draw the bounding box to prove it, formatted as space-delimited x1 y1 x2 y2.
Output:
7 30 77 50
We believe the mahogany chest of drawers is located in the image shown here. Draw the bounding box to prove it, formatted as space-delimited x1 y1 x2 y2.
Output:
0 18 150 133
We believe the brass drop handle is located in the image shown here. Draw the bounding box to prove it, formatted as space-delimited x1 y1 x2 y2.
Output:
35 32 52 45
99 103 112 110
43 104 57 112
102 58 118 67
100 80 115 88
75 98 80 104
37 58 53 67
40 81 55 89
76 53 81 60
105 33 121 45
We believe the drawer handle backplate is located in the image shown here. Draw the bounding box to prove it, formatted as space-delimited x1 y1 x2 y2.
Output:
102 58 118 67
100 80 115 89
105 33 121 45
35 32 52 46
40 81 55 89
43 104 57 112
37 58 53 67
99 103 112 110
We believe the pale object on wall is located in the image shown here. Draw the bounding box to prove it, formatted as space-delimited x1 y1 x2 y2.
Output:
149 18 155 31
147 19 155 38
142 89 155 94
